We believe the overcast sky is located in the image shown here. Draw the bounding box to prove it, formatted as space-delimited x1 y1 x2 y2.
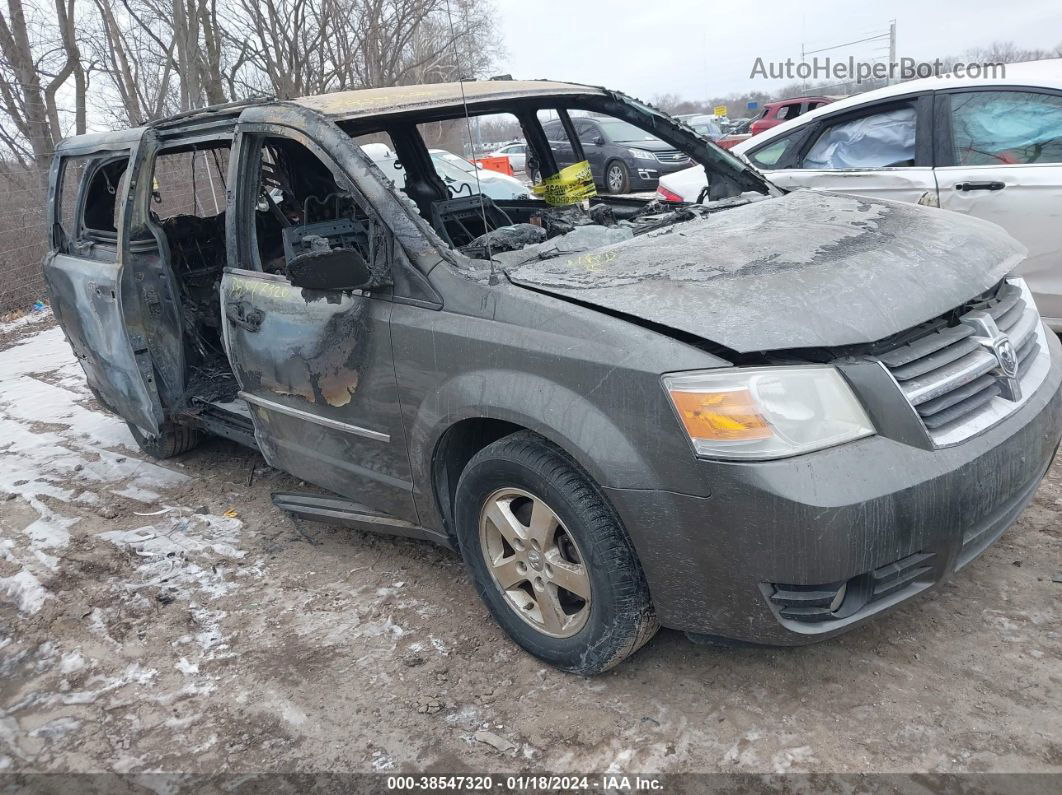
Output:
491 0 1062 102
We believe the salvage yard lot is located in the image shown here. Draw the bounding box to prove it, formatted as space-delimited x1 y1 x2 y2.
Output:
1 316 1060 775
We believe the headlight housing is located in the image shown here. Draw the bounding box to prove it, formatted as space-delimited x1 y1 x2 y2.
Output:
628 148 656 160
662 366 874 460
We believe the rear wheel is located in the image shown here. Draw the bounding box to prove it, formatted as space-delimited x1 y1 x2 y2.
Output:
454 431 658 674
605 160 630 194
127 421 200 459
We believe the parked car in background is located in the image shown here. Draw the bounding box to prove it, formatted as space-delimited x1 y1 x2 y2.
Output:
542 116 691 193
429 149 530 200
492 141 527 172
749 96 833 136
657 60 1062 329
685 114 724 140
361 143 529 201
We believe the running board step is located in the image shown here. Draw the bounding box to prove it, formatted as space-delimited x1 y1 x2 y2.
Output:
271 491 450 548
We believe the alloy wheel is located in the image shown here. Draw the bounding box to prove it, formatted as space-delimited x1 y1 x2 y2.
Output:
478 487 592 638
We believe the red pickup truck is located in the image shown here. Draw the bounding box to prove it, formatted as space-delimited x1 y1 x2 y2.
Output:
749 95 834 136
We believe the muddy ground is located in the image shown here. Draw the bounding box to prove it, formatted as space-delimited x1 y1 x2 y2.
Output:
1 315 1060 778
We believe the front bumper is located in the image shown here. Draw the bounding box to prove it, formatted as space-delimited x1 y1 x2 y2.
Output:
627 158 693 190
607 328 1062 645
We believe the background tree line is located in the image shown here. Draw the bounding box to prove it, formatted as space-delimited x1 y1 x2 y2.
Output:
0 0 499 174
0 0 498 315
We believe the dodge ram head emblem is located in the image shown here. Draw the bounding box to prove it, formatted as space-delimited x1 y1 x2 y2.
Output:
994 337 1019 379
962 310 1022 401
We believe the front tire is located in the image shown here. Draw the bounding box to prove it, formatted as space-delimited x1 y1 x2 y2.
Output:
127 421 200 459
604 160 630 194
454 431 657 674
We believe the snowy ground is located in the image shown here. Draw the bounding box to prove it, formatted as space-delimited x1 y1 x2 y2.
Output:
1 317 1061 777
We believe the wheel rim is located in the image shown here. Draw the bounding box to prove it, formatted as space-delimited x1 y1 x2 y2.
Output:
608 165 624 192
478 487 592 638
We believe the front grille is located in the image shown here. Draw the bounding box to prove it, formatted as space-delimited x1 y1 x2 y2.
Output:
654 149 690 164
770 551 936 624
876 280 1049 445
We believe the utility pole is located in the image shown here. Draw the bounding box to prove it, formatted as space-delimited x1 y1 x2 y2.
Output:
801 42 806 93
888 19 897 84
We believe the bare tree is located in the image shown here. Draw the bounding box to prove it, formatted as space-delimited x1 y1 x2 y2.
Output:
90 0 178 125
0 0 87 172
0 0 500 163
230 0 500 99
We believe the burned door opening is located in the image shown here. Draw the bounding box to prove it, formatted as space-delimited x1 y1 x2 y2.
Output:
221 127 418 523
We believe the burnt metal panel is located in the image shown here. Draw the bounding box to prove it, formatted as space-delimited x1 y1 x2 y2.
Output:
507 191 1026 353
44 252 163 434
220 269 418 523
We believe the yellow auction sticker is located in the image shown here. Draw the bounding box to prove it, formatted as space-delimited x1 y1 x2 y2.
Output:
532 160 597 206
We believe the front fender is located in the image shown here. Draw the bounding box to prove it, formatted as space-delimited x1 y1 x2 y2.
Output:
412 368 661 500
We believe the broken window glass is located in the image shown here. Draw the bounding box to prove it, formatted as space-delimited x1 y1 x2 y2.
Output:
802 106 916 170
950 90 1062 166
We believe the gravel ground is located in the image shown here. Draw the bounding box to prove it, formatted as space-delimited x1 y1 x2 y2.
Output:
1 315 1060 777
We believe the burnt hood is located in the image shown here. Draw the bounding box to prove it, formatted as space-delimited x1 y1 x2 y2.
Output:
505 191 1026 353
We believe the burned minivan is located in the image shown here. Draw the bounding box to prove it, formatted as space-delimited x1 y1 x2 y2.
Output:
45 81 1062 674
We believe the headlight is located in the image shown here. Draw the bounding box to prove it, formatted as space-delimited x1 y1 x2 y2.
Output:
628 148 656 160
662 366 874 460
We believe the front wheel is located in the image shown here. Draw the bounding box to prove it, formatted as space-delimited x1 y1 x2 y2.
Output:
604 160 630 194
454 431 658 674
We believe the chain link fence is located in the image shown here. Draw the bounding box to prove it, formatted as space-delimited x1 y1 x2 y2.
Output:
0 166 49 317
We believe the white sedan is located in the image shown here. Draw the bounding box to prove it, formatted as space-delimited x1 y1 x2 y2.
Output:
657 60 1062 329
492 142 527 172
361 144 529 201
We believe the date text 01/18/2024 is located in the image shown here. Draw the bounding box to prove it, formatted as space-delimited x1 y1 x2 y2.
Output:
385 775 665 791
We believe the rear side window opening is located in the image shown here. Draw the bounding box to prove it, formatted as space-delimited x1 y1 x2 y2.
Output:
54 154 130 253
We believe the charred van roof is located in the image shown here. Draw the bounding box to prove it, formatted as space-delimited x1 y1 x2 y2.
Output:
291 80 605 119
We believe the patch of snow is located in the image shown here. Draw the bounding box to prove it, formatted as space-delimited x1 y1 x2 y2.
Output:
0 307 50 334
112 485 163 503
372 750 396 771
29 717 81 739
58 663 158 706
0 570 49 614
771 745 815 773
59 651 86 674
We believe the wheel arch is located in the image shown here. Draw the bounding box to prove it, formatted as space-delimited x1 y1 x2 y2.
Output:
417 372 659 540
431 417 528 545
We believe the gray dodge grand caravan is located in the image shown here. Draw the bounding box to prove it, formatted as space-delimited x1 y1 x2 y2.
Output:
44 81 1062 674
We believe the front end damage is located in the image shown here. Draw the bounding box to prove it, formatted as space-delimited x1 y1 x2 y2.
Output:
492 189 1062 643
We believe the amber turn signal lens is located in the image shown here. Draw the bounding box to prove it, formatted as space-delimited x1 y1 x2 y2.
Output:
668 389 772 441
